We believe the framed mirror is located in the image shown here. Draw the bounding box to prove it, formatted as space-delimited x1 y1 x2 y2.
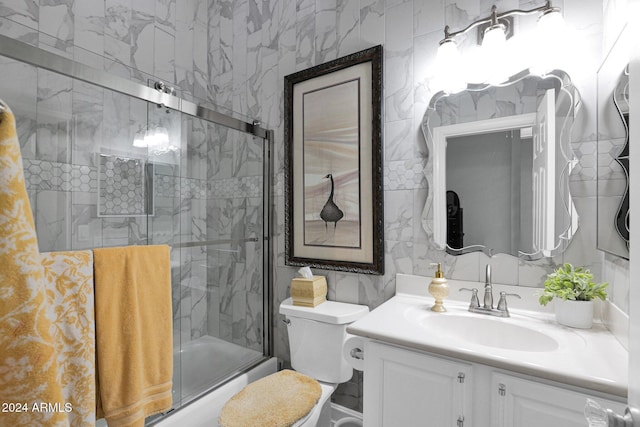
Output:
597 26 630 260
421 70 581 260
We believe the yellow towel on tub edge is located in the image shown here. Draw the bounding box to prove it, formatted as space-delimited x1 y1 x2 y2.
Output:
94 245 173 427
0 102 70 426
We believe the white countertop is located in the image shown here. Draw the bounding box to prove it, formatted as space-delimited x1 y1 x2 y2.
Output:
347 279 628 398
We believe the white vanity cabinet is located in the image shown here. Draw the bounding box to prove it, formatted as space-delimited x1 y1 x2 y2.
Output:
363 341 472 427
490 373 626 427
363 340 625 427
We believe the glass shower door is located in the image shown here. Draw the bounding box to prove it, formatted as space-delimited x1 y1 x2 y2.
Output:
174 112 266 404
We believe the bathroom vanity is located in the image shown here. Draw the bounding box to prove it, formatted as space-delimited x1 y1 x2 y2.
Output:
347 275 628 427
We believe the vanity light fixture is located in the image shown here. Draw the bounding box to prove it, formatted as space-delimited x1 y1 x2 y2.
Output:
435 1 565 89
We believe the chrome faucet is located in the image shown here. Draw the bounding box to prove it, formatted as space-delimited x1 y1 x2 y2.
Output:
459 264 521 318
483 264 493 309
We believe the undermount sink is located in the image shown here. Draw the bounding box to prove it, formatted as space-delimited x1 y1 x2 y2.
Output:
420 313 559 352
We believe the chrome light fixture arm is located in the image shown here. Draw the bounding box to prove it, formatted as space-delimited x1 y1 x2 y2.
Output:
440 0 559 44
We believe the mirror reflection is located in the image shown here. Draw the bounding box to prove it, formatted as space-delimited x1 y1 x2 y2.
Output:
597 64 629 258
422 70 581 259
612 66 630 247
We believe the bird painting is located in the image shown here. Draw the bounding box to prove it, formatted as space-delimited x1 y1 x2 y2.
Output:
320 173 344 229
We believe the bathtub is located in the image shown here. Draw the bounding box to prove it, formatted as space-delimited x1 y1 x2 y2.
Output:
96 335 276 427
155 356 277 427
176 335 265 401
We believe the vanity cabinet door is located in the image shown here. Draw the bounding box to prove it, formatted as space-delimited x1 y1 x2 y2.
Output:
363 341 472 427
490 373 626 427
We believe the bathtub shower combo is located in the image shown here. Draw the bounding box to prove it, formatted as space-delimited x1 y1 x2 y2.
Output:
0 19 274 424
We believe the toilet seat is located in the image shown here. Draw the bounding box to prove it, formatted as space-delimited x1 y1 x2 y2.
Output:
291 382 336 427
219 370 324 427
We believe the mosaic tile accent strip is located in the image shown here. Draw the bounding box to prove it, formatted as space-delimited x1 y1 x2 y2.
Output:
384 158 428 190
154 175 262 199
155 174 208 199
23 159 97 192
98 154 152 216
208 176 263 199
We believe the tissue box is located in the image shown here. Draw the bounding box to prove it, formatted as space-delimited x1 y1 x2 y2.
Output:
291 276 327 307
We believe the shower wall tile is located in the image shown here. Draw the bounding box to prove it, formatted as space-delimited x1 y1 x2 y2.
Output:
155 0 175 36
0 15 39 47
70 190 101 250
72 80 104 166
74 0 104 55
36 69 72 163
153 27 175 84
35 189 71 252
130 1 156 79
193 23 208 100
206 286 221 339
175 2 194 95
0 58 37 158
105 0 131 43
38 0 73 45
0 0 38 30
231 289 247 346
102 91 131 151
246 291 263 352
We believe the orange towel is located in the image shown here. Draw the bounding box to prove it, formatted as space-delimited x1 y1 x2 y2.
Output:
0 102 70 426
93 245 173 427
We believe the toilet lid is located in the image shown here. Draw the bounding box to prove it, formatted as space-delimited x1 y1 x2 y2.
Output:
219 370 322 427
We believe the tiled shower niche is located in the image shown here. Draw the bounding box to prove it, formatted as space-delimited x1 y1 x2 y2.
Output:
98 154 154 217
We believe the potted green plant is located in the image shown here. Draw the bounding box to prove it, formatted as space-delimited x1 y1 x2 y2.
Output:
538 263 608 329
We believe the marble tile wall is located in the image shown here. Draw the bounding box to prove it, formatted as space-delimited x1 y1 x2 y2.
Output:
0 0 631 412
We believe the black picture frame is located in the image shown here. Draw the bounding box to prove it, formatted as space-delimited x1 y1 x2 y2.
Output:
284 45 384 275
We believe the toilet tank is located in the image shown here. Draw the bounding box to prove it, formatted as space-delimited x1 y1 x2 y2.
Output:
279 298 369 384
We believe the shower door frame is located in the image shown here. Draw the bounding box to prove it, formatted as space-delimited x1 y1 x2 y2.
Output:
0 29 274 399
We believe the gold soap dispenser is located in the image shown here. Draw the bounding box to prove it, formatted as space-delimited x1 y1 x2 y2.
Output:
428 263 448 312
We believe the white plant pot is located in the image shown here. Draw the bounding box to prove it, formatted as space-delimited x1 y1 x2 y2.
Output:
554 299 594 329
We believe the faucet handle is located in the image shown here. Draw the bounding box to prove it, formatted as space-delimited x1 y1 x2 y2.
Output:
496 291 521 316
459 288 480 309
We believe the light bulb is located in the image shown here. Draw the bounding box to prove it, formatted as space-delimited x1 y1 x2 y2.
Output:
537 9 565 36
434 39 465 93
532 9 567 74
482 24 507 53
482 24 508 85
436 39 459 65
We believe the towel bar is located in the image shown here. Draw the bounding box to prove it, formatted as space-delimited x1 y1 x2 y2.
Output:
171 237 259 249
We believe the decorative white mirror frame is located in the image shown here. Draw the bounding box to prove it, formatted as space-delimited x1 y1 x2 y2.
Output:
422 69 580 260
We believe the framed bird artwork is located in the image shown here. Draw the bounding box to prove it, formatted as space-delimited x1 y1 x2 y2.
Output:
284 45 384 275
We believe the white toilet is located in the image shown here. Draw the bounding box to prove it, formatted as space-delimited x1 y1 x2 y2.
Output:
219 297 369 427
